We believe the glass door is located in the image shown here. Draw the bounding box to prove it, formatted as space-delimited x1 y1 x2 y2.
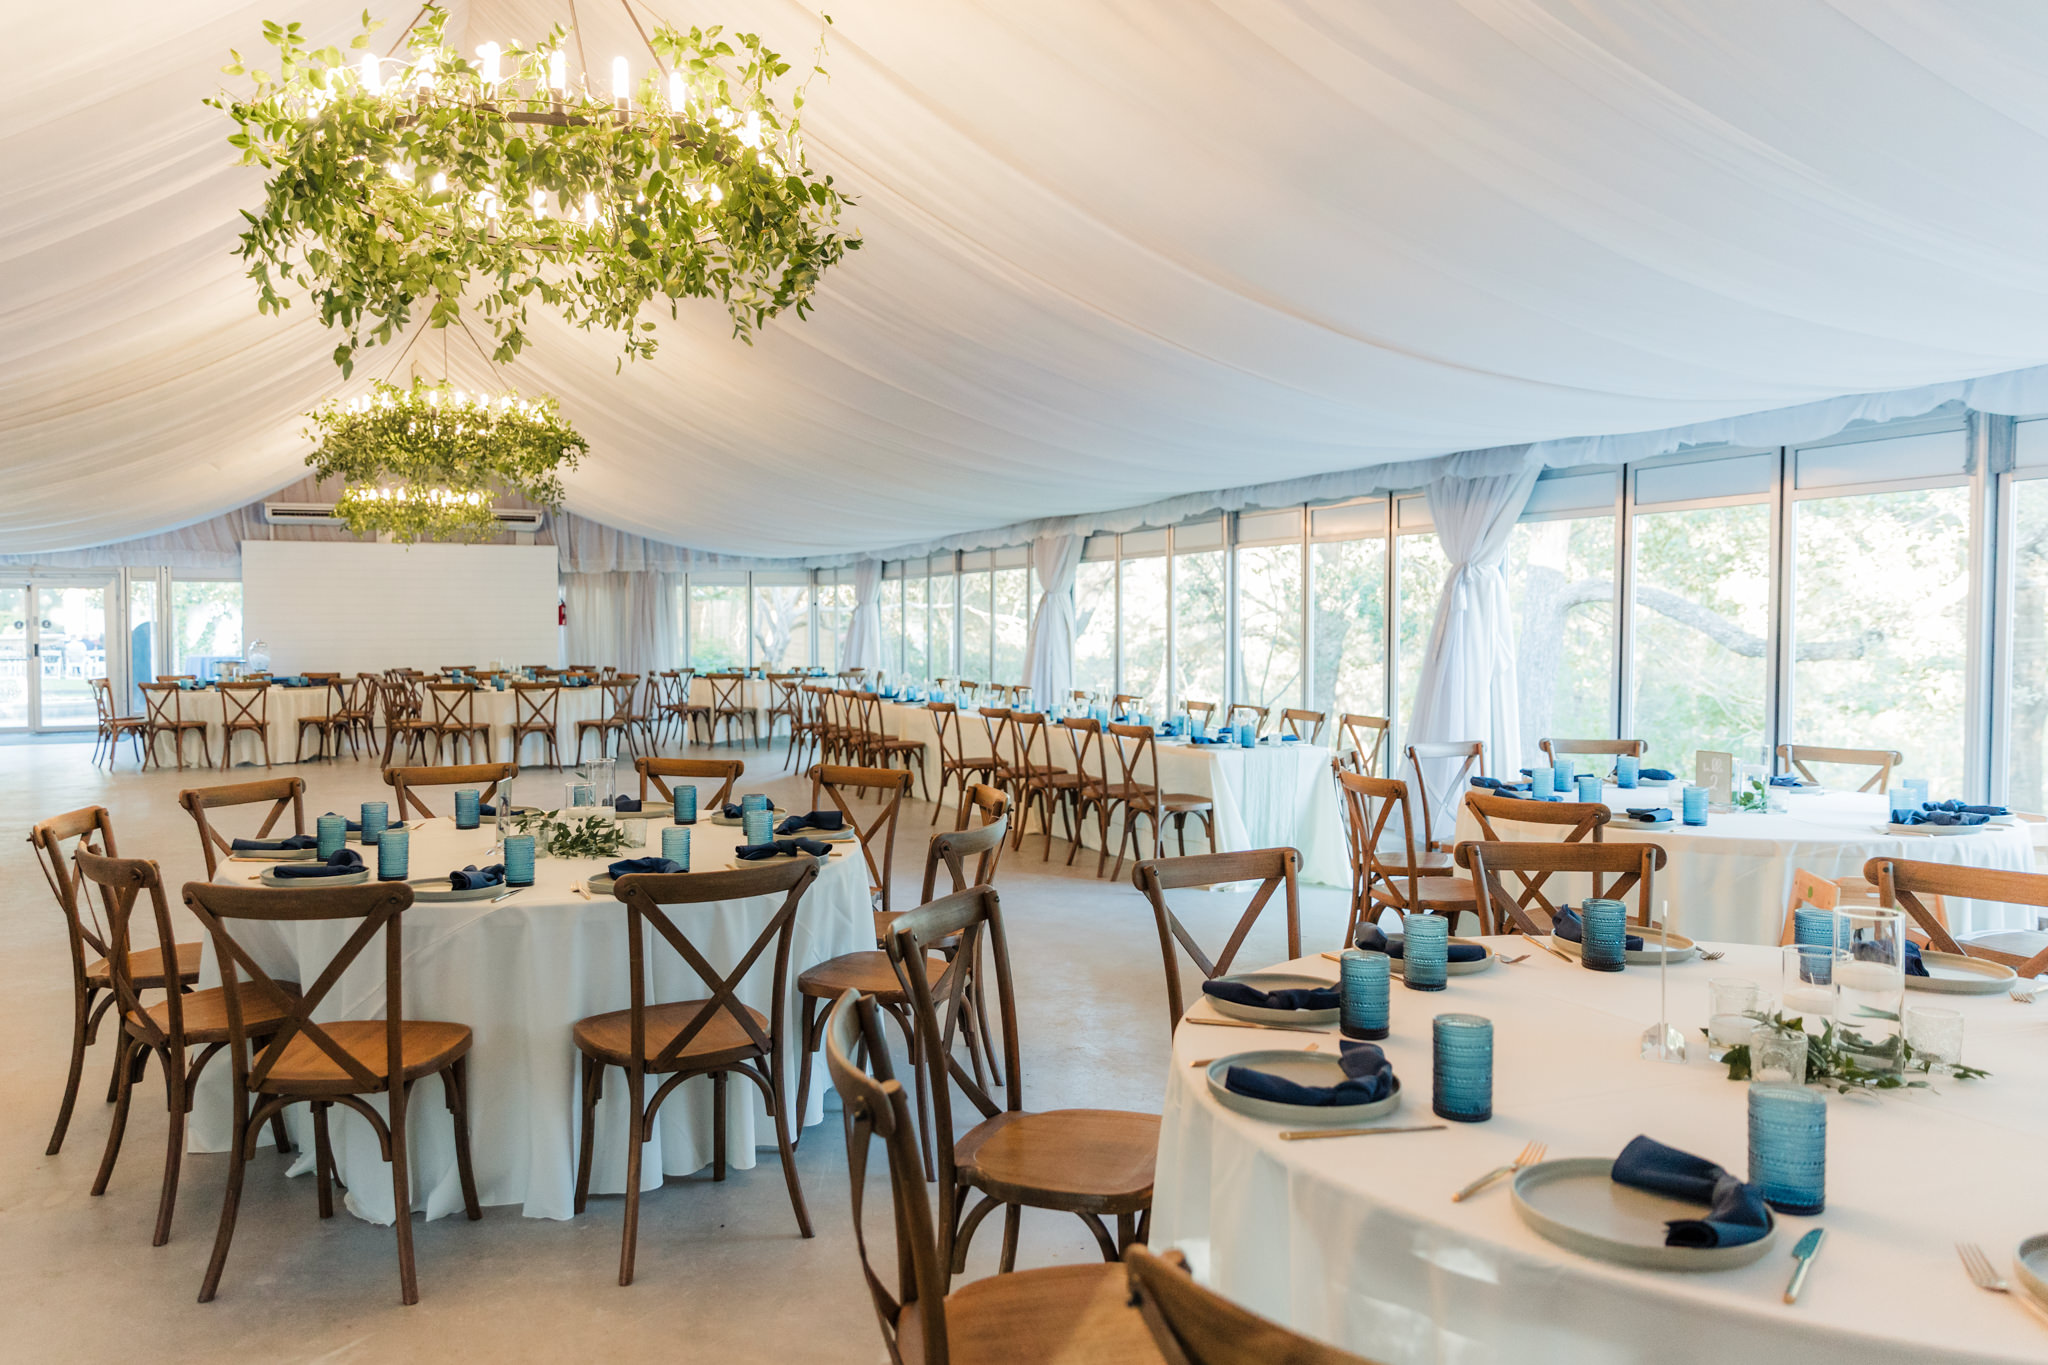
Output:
11 579 114 730
0 587 27 728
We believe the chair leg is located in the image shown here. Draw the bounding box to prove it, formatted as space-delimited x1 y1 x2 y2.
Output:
999 1202 1022 1274
444 1059 482 1220
47 989 91 1155
388 1086 419 1305
792 996 821 1146
618 1068 645 1287
573 1055 601 1216
152 1053 188 1246
763 1057 813 1238
198 1098 253 1302
313 1102 335 1219
91 1035 140 1197
712 1072 728 1182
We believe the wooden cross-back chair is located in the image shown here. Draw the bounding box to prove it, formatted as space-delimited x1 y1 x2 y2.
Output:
139 682 211 769
633 755 743 809
383 762 518 820
1132 848 1301 1035
31 806 200 1156
929 701 1001 829
1181 699 1218 730
1334 771 1478 941
1222 702 1267 736
377 675 436 766
1778 744 1903 793
1058 716 1116 874
72 850 297 1249
291 676 357 763
1008 712 1083 860
1778 865 1934 945
888 887 1160 1280
665 668 712 747
766 672 804 744
1455 839 1668 936
1106 722 1216 881
780 676 820 768
1112 693 1145 716
811 763 914 913
217 680 273 768
975 707 1022 810
90 677 149 767
822 990 1165 1365
177 777 307 878
181 878 480 1305
1864 858 2048 978
574 675 642 764
1464 792 1612 923
1279 708 1326 744
1336 714 1390 776
702 672 759 746
508 680 562 767
1538 737 1646 777
856 692 930 799
423 682 492 764
1404 740 1487 851
1123 1244 1375 1365
572 859 819 1286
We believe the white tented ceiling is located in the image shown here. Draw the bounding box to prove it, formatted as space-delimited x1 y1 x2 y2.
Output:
9 0 2048 559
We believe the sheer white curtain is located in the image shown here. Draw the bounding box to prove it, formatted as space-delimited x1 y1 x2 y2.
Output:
563 571 678 678
1022 532 1081 705
1404 460 1541 838
841 559 882 671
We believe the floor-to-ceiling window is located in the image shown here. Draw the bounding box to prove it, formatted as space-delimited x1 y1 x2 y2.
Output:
927 556 955 680
126 573 158 711
1073 542 1117 698
1119 532 1168 708
1172 521 1227 709
992 559 1030 685
1308 501 1387 724
2008 421 2048 811
751 575 811 671
171 578 242 681
1507 472 1618 752
879 571 906 677
959 560 993 684
687 577 748 671
1235 509 1304 717
1395 500 1448 742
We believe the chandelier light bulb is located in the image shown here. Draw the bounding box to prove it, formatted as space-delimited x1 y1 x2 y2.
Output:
547 49 566 94
739 110 761 148
359 53 381 95
613 57 630 107
582 191 599 223
430 171 447 194
668 70 686 113
475 42 501 87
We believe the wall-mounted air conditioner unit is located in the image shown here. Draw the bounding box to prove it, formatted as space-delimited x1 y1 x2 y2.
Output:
261 503 547 532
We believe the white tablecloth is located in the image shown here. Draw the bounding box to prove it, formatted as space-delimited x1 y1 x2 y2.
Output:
1153 940 2048 1365
145 684 338 767
191 815 871 1221
688 676 783 741
1452 787 2038 943
878 703 1348 885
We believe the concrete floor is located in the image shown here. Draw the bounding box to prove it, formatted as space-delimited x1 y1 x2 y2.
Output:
0 734 1351 1363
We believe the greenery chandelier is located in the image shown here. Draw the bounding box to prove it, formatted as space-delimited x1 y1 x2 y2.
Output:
214 4 858 376
306 377 588 542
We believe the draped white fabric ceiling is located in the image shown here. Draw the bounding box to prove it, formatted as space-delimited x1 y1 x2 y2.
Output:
9 1 2048 560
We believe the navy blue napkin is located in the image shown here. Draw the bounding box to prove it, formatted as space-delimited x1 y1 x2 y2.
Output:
1639 768 1676 782
449 864 505 890
611 797 642 813
606 856 684 878
1469 775 1532 793
232 834 319 852
320 811 362 832
1768 775 1803 787
1848 937 1929 978
1611 1135 1772 1248
1201 978 1338 1012
1354 923 1487 963
1224 1041 1395 1108
1551 906 1645 952
1903 939 1929 977
1901 809 1988 827
776 810 846 835
735 838 832 860
1189 734 1232 745
1622 807 1673 823
270 849 365 879
1925 799 2008 817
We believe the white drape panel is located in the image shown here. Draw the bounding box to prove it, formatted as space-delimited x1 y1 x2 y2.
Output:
1404 461 1541 839
562 571 677 678
1022 533 1082 704
562 574 619 671
840 559 883 671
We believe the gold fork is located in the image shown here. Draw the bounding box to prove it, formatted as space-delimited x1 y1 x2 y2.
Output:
1957 1243 2048 1328
1450 1140 1547 1202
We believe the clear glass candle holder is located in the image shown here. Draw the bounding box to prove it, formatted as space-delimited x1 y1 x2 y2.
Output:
1748 1083 1826 1214
1575 773 1601 803
1707 978 1762 1061
660 826 692 871
1781 944 1845 1028
1432 1013 1493 1123
675 785 697 824
1681 785 1709 826
1403 915 1450 991
454 788 481 830
376 826 409 881
1617 754 1639 788
503 834 535 886
1579 898 1627 972
1750 1024 1810 1085
1905 1004 1964 1074
316 813 347 860
1340 949 1390 1040
360 800 388 847
1836 909 1907 1073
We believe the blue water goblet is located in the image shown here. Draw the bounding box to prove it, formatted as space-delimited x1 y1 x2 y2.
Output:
1617 754 1639 788
454 789 481 830
376 826 409 881
1340 949 1391 1040
360 800 388 847
661 826 691 870
503 834 535 887
317 813 347 860
1575 773 1601 803
1579 897 1627 972
1682 785 1709 826
675 785 698 824
1748 1083 1826 1214
1432 1013 1494 1123
1403 915 1450 992
743 809 774 846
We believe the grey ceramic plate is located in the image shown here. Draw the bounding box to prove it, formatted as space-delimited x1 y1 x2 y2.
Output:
611 803 674 820
2015 1234 2048 1308
1388 938 1495 977
232 847 318 861
1905 952 2016 995
1511 1157 1776 1271
405 877 506 902
1203 972 1339 1025
258 866 369 887
711 807 787 826
1204 1050 1400 1126
1883 822 1987 837
1551 925 1697 966
723 851 844 870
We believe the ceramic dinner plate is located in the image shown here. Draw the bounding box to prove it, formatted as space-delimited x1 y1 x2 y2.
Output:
405 877 507 902
777 825 857 842
1388 938 1496 976
1613 815 1675 829
1550 924 1698 966
1202 972 1340 1025
2014 1234 2048 1308
1905 952 2017 995
1511 1157 1776 1271
258 866 369 887
611 803 674 820
1881 822 1987 837
711 807 787 826
233 848 318 861
1203 1049 1401 1126
723 851 844 870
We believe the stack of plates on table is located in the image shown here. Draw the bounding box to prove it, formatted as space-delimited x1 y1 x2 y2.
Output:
610 802 673 820
711 806 785 826
793 826 857 842
1882 821 1987 837
1511 1158 1776 1271
1388 938 1496 976
1905 953 2017 995
405 877 507 902
1201 973 1339 1025
234 847 317 862
1203 1050 1400 1125
723 849 843 871
1551 924 1698 966
258 866 369 887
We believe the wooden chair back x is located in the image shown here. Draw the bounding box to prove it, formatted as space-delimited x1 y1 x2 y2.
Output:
1222 702 1268 736
1107 722 1216 879
1864 858 2048 977
1279 708 1326 744
217 681 273 768
1464 792 1611 922
509 681 562 767
634 756 743 810
1778 744 1902 793
1123 1244 1375 1365
1335 771 1477 940
1538 738 1646 777
1405 740 1487 851
1336 714 1390 776
177 777 307 878
810 763 914 912
383 762 518 820
1132 849 1301 1035
1455 839 1667 935
918 811 1011 904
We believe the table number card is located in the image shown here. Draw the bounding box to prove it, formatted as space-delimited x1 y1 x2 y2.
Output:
1696 750 1734 806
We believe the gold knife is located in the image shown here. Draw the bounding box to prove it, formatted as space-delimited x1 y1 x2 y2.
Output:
1179 1016 1330 1037
1280 1124 1447 1141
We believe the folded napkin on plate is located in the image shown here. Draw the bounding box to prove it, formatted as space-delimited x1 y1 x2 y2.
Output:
231 834 319 852
1621 807 1673 823
319 811 362 832
1551 906 1645 952
610 797 642 813
606 856 684 878
722 800 774 819
1900 809 1988 827
449 864 505 890
269 849 365 879
776 810 846 835
1280 734 1300 742
1638 768 1676 782
1768 774 1805 787
735 838 833 860
1200 978 1338 1012
1224 1041 1394 1108
1903 939 1929 977
1354 923 1487 963
1610 1135 1771 1248
1848 937 1929 977
1924 799 2009 817
1189 734 1233 745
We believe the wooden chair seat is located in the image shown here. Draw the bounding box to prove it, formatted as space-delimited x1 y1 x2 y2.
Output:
124 980 298 1044
1377 849 1456 876
572 999 769 1070
1374 874 1475 910
955 1108 1159 1212
261 1020 473 1094
798 950 947 1002
1108 785 1212 814
899 1262 1163 1365
86 940 202 990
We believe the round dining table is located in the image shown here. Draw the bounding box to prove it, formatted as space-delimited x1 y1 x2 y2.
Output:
190 814 872 1222
1151 938 2048 1364
1452 786 2040 942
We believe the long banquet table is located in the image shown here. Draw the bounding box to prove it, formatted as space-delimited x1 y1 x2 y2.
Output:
1451 786 2039 942
189 814 872 1222
1153 939 2048 1364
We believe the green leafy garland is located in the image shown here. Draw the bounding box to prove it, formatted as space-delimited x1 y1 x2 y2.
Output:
508 808 637 860
1711 1011 1990 1093
304 377 586 541
211 6 858 375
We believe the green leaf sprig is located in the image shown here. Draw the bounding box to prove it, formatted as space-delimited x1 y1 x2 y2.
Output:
1710 1010 1990 1093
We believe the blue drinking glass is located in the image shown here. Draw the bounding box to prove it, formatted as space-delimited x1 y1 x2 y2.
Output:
1553 765 1573 794
1682 785 1709 826
675 785 698 824
743 809 774 845
1432 1013 1493 1123
1793 906 1845 952
661 826 691 870
1192 718 1207 740
1748 1083 1826 1214
1527 765 1552 798
1238 724 1256 749
1575 773 1601 803
454 789 481 830
571 783 595 808
360 800 388 847
1403 915 1450 992
317 813 346 860
376 826 409 881
1903 778 1929 809
1617 754 1639 788
503 834 535 886
1579 897 1627 972
742 793 770 814
1340 949 1390 1040
1888 786 1915 821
